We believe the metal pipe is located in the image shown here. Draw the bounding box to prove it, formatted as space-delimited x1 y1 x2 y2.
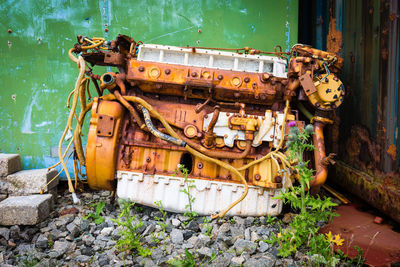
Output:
204 105 220 147
179 133 252 159
112 87 146 130
310 121 328 189
140 106 186 147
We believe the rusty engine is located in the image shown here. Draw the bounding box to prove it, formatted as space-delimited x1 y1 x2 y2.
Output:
61 34 344 218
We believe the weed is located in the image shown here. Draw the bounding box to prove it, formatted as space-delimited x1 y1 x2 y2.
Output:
264 214 277 225
201 217 213 237
267 124 344 265
83 201 105 224
112 200 152 257
230 218 236 224
167 248 216 267
153 200 169 246
177 164 198 222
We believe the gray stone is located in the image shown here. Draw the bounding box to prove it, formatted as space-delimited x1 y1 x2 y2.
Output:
170 229 183 244
185 220 199 232
258 241 269 253
6 168 58 195
56 214 75 227
233 239 257 255
231 256 245 265
0 154 21 177
142 224 155 236
244 217 255 227
0 194 52 225
244 228 251 240
66 222 80 238
100 227 113 236
151 248 164 261
75 255 91 263
187 235 199 247
218 222 230 233
197 233 212 247
82 235 96 246
245 256 276 267
198 247 213 258
52 241 73 256
230 226 245 242
171 218 180 227
251 231 260 242
35 234 48 249
0 227 10 240
0 194 7 201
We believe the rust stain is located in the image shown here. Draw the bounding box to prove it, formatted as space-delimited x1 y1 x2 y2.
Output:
326 18 343 54
387 144 397 161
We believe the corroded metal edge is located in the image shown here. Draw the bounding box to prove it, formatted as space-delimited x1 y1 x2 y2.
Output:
334 161 400 223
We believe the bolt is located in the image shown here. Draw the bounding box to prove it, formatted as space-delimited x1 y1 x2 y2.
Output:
254 174 261 181
165 69 171 75
274 176 282 183
244 77 250 83
146 157 151 163
138 66 145 72
315 102 321 107
227 174 232 180
191 71 197 77
217 75 223 80
197 162 203 169
7 29 12 34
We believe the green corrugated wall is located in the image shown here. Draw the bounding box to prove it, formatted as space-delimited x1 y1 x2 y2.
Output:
0 0 298 171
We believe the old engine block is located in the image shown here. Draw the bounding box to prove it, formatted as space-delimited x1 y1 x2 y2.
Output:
66 34 343 217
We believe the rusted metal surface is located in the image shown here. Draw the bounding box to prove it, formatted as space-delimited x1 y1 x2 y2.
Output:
63 31 345 217
311 0 400 222
334 161 400 223
320 204 400 266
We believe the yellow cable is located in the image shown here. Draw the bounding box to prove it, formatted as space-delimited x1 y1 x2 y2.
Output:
47 137 73 170
99 95 291 218
59 56 85 194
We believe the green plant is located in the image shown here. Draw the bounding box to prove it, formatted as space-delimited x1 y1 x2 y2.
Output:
153 200 169 245
112 201 152 257
154 200 168 232
83 201 106 224
201 217 213 237
267 124 342 265
167 248 216 267
230 218 236 224
178 164 198 222
265 214 277 225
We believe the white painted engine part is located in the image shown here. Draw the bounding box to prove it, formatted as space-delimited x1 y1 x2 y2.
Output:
116 171 284 217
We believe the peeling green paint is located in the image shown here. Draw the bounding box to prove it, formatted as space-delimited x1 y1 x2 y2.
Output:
0 0 298 171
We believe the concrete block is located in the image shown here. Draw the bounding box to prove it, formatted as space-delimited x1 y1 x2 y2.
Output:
0 194 53 225
6 168 58 196
0 154 21 177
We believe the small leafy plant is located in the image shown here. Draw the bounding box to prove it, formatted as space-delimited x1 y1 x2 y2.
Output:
83 201 106 224
112 200 152 257
201 217 213 237
178 164 198 223
267 124 343 265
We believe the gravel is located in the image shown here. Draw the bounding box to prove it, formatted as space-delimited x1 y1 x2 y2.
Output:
0 183 313 266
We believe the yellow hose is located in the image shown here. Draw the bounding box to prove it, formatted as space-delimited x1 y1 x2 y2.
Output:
99 95 293 219
58 56 85 196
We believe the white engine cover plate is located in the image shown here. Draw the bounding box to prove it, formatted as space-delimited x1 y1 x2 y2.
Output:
116 171 283 217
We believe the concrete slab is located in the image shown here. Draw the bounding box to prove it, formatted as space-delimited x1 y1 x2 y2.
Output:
0 154 21 177
0 194 53 225
6 168 58 195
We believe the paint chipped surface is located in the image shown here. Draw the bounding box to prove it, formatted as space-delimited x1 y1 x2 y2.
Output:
0 0 298 170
